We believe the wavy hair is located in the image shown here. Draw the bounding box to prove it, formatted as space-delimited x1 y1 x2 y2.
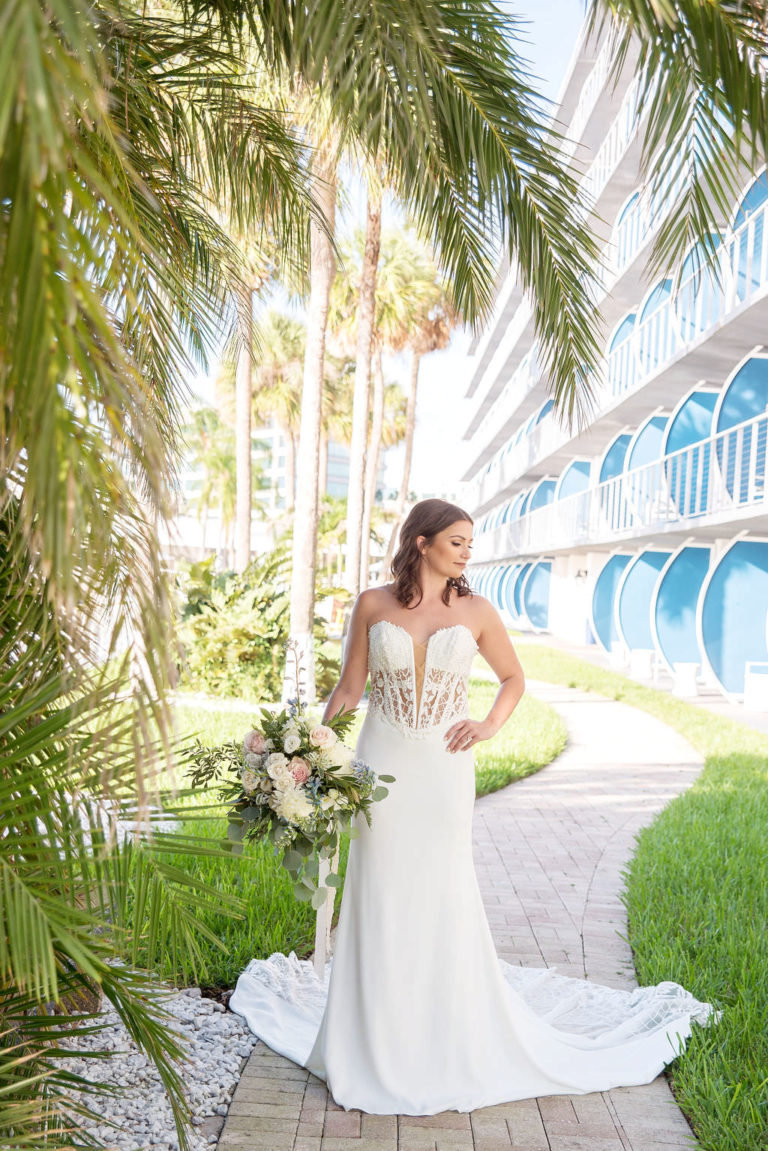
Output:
390 498 474 607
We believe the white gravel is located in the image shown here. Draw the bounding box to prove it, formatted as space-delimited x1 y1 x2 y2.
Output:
59 986 259 1150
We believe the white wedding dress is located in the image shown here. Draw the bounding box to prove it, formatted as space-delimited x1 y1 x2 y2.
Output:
229 620 713 1115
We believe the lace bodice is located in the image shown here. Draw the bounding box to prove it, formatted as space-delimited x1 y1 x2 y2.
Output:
367 620 477 737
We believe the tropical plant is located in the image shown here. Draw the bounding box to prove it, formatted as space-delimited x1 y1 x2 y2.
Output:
1 1 318 1143
0 504 243 1149
183 406 244 563
216 310 354 513
176 547 341 700
236 0 605 700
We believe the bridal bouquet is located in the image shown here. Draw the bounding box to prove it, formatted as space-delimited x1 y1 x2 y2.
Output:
188 687 393 909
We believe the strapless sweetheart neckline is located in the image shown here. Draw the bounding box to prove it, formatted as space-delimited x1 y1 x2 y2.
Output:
368 618 477 650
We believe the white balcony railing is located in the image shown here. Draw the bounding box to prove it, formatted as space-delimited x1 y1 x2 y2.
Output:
474 408 768 562
468 192 768 512
470 347 542 460
568 37 614 144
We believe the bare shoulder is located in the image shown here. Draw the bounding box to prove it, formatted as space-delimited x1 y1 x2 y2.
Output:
353 585 398 624
462 592 499 632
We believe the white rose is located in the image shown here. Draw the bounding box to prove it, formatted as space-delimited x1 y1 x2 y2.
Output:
283 732 301 754
272 764 296 791
266 752 289 778
244 751 263 769
328 742 356 776
309 724 337 749
273 788 314 824
241 769 258 793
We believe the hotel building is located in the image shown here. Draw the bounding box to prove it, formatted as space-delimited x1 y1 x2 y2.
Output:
463 21 768 706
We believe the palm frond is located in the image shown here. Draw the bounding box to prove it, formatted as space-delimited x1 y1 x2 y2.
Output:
590 0 768 280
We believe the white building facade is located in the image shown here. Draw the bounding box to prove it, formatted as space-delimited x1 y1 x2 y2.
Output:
463 21 768 706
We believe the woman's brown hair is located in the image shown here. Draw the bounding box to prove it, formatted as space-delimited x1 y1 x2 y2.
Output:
390 498 474 607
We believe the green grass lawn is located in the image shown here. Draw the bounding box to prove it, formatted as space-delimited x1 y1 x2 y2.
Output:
517 643 768 1151
155 678 565 989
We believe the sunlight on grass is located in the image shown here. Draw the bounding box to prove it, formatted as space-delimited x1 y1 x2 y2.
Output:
517 643 768 1151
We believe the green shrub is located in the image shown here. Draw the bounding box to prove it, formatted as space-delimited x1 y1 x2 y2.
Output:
175 551 340 700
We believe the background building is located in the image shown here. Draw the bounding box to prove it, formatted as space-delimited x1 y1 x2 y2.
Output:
462 21 768 708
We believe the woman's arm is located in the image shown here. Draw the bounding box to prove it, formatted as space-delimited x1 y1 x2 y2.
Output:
445 597 525 753
321 592 373 723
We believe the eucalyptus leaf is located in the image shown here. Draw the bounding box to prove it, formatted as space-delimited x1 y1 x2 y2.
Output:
325 873 344 888
292 882 313 902
226 820 245 842
372 786 389 801
378 774 396 783
240 805 264 821
311 887 328 910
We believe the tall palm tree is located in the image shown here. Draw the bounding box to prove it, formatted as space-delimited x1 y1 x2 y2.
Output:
235 0 603 698
1 3 318 1142
184 406 239 566
344 183 383 597
285 131 340 702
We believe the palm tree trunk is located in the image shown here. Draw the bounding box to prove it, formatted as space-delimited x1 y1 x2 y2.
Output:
382 348 421 577
286 145 337 703
235 286 253 573
344 186 381 598
360 347 385 589
285 429 296 512
318 425 329 503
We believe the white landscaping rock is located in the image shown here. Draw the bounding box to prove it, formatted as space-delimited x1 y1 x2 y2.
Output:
58 988 259 1150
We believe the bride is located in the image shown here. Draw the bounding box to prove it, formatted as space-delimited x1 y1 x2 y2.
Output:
230 497 712 1115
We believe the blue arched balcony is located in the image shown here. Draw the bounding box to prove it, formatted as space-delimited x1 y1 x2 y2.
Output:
591 554 632 652
714 354 768 504
500 564 523 620
623 413 668 526
599 432 632 482
615 192 641 272
607 313 637 397
598 431 632 528
534 398 554 426
528 477 556 512
615 549 672 654
675 236 722 341
555 459 591 500
731 170 768 302
512 561 533 621
699 539 768 696
636 280 675 376
663 386 719 517
651 546 711 673
521 561 551 631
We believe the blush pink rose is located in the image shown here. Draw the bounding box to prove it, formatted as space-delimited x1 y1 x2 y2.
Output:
243 729 267 754
309 724 337 748
290 757 311 785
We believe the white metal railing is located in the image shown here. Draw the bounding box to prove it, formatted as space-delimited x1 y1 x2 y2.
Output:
474 408 768 561
468 193 768 512
471 346 542 459
582 73 644 208
569 38 614 143
464 63 648 437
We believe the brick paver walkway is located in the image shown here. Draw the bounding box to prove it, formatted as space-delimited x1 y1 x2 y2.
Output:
218 683 704 1151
